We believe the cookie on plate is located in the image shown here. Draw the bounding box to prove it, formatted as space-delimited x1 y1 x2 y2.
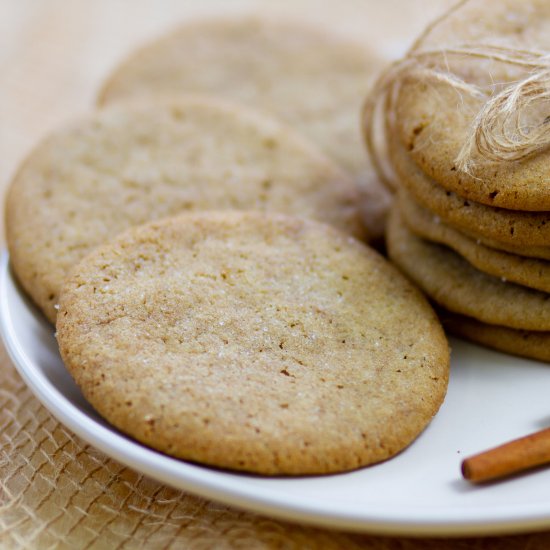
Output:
399 194 550 293
56 211 450 475
389 140 550 253
386 206 550 332
442 312 550 363
396 0 550 211
6 97 364 322
98 16 389 239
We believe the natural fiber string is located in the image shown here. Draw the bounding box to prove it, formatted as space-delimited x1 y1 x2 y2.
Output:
363 28 550 184
362 50 482 189
456 56 550 172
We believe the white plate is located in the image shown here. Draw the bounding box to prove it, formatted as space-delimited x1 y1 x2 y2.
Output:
2 251 550 537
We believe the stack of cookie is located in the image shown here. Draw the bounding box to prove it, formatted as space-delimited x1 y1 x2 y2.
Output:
379 0 550 362
5 16 450 474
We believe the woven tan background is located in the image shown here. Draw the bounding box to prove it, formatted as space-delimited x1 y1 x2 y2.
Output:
2 1 550 548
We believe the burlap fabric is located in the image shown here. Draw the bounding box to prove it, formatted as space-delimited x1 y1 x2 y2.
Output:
3 1 550 548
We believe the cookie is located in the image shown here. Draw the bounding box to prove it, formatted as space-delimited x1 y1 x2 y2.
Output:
386 206 550 332
98 17 382 191
6 97 364 323
442 312 550 364
389 139 550 251
396 0 550 211
56 211 449 475
460 233 550 263
399 194 550 293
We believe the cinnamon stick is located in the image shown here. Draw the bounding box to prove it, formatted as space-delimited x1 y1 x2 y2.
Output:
462 427 550 483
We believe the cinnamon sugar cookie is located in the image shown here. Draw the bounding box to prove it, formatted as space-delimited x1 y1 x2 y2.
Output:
396 0 550 211
442 312 550 363
98 17 380 185
399 195 550 293
98 16 391 241
57 211 449 475
6 97 363 322
389 140 550 252
386 206 550 332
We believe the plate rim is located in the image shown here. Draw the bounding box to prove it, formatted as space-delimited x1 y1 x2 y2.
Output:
2 250 550 537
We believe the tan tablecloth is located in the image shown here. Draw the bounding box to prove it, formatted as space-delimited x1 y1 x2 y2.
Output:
2 1 550 547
